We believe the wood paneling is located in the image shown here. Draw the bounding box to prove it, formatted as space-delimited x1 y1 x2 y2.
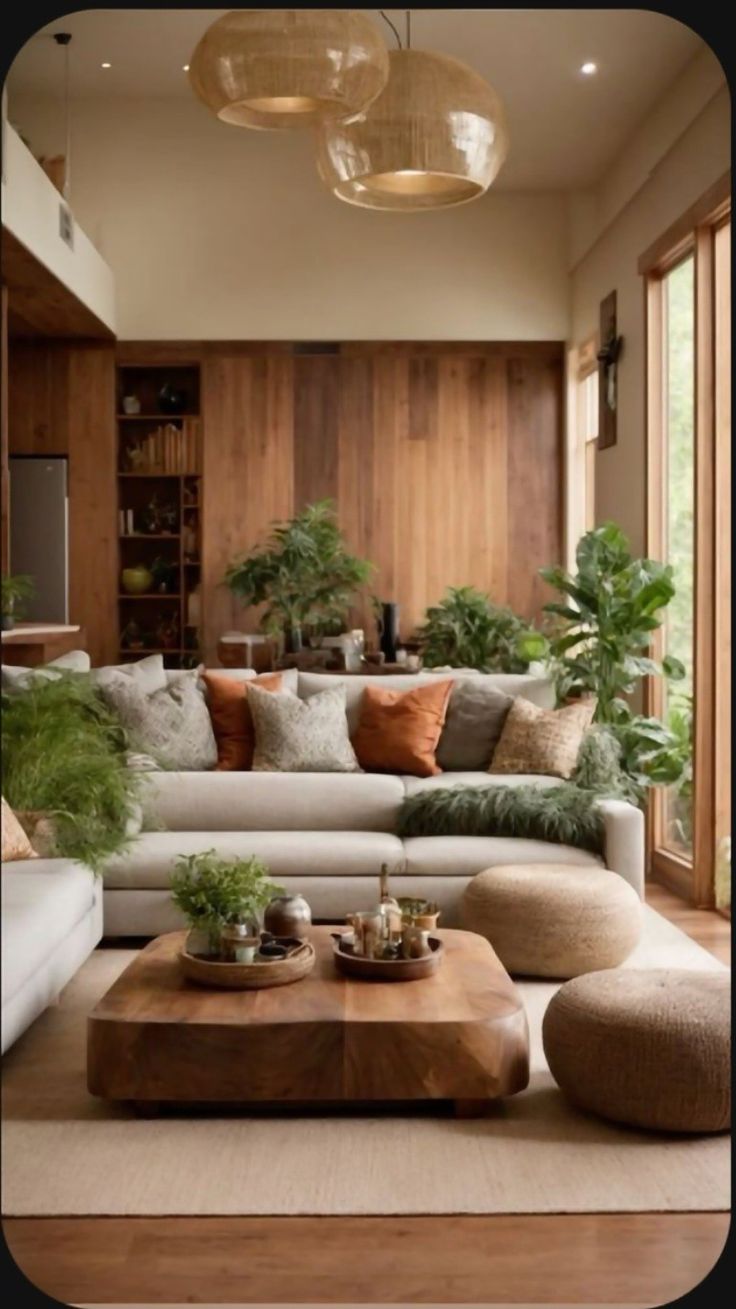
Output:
1 285 8 573
2 228 114 340
6 341 117 665
202 343 563 660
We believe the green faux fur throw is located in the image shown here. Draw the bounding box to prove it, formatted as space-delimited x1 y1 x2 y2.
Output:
397 782 606 854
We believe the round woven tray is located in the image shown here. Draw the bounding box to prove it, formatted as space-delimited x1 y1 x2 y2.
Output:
331 934 444 982
179 940 316 990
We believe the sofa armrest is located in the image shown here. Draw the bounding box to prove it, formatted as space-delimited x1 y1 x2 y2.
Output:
595 798 645 898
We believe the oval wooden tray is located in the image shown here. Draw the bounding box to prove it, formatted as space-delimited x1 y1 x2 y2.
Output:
331 934 444 982
179 940 315 990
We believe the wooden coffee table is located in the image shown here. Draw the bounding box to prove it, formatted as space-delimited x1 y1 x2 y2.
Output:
87 927 529 1115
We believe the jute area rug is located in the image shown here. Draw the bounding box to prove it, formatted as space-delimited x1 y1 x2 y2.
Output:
2 905 729 1217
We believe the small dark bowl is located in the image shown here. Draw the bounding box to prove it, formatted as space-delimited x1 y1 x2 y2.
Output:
258 943 288 960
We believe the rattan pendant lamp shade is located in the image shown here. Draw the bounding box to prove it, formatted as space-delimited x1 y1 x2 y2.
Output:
189 10 389 130
316 48 509 210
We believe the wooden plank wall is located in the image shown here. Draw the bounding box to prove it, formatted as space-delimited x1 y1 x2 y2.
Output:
7 340 563 667
6 340 118 665
201 342 563 664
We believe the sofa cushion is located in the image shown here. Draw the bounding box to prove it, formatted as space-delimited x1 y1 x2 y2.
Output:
90 653 168 695
352 680 453 777
436 680 513 770
250 685 361 773
2 649 91 691
298 670 555 733
1 858 97 1006
203 671 285 770
140 770 404 832
490 697 596 780
403 835 603 877
103 830 405 888
402 772 563 797
100 670 218 771
1 797 39 861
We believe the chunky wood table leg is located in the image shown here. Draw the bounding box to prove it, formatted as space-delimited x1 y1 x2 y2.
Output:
453 1099 495 1119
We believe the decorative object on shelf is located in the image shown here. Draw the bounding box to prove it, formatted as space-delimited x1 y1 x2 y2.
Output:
157 381 188 415
225 499 373 653
153 613 180 651
188 9 389 131
171 849 284 959
121 565 154 595
120 620 145 651
150 556 178 594
316 13 508 211
377 600 400 663
183 514 198 559
122 394 141 415
264 893 312 940
597 290 622 449
1 574 34 631
186 584 202 630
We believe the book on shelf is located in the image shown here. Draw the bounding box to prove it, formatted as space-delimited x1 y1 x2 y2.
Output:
122 419 200 474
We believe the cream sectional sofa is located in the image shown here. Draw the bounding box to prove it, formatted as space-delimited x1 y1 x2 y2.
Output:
102 669 645 936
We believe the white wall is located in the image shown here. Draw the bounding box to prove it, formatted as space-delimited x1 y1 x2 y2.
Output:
11 94 570 342
569 51 730 552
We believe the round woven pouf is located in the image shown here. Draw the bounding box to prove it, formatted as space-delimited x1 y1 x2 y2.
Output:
543 969 731 1132
461 864 642 978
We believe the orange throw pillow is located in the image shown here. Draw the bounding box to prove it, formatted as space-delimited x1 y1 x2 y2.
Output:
352 680 453 777
203 672 283 771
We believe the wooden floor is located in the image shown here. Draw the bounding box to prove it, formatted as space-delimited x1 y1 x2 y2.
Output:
3 882 730 1307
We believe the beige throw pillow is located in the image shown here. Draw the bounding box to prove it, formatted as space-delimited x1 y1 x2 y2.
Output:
99 671 217 771
489 697 596 779
249 684 361 773
1 797 39 862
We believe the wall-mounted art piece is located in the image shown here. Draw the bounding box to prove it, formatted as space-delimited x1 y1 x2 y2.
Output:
597 290 623 449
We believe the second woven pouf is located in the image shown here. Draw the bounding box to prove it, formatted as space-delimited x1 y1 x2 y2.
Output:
461 864 642 978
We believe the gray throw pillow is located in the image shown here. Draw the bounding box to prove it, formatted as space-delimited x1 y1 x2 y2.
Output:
90 653 168 696
249 683 361 773
436 679 513 771
100 670 217 771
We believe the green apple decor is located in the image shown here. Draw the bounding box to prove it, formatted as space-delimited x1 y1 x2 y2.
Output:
121 565 154 595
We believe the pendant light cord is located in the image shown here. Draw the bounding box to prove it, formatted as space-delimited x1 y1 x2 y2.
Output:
406 10 412 49
379 10 403 49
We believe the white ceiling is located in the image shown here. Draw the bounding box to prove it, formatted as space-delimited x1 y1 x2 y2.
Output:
7 8 703 189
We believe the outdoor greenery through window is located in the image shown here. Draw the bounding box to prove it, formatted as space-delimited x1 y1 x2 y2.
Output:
662 255 694 855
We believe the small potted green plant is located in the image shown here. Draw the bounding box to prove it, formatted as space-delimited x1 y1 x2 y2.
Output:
170 850 283 957
1 574 34 630
417 585 545 673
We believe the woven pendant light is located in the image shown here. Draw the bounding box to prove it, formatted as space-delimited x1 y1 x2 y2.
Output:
316 47 509 210
189 9 389 130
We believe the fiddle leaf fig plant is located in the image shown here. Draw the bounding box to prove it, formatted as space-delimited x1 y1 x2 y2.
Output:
224 500 373 644
540 523 688 796
418 586 545 673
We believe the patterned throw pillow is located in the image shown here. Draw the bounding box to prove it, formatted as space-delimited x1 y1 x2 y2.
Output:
202 671 284 770
436 680 514 770
248 684 361 773
351 680 453 777
99 671 218 771
489 696 597 779
1 797 39 862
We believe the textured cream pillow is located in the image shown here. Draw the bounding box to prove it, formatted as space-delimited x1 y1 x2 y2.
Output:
249 684 361 773
489 697 596 779
1 797 39 862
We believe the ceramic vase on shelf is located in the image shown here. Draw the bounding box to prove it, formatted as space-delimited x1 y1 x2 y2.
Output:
121 566 153 595
377 602 400 663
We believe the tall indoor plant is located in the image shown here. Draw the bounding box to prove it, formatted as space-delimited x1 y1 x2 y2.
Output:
224 499 373 651
418 585 545 673
540 522 688 796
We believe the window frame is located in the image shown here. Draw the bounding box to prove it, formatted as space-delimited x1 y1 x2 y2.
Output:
642 173 731 907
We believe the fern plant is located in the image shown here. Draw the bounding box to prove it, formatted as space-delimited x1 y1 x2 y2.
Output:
171 850 282 948
1 674 141 872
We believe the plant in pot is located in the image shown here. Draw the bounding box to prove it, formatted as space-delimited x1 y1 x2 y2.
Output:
171 850 283 958
224 499 374 654
417 585 546 673
540 522 688 800
150 556 178 594
1 574 34 630
1 674 142 871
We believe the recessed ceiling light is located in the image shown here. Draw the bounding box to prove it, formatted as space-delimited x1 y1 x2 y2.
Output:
101 62 111 69
580 61 598 76
182 64 190 71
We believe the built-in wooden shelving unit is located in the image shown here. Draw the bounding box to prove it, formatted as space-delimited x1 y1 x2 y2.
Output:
115 363 203 669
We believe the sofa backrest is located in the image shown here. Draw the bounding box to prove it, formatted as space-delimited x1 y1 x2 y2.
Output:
298 670 555 733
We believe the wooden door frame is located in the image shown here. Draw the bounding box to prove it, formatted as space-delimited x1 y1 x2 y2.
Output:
642 174 731 906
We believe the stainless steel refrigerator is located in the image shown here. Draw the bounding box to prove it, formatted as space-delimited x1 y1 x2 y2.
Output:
9 456 70 623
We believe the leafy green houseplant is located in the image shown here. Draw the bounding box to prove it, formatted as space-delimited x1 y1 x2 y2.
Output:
540 523 687 797
1 574 34 630
1 675 141 872
224 500 373 651
171 850 283 954
417 586 546 673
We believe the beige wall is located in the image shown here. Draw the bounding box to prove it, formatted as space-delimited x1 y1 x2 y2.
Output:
11 94 569 342
569 53 730 553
